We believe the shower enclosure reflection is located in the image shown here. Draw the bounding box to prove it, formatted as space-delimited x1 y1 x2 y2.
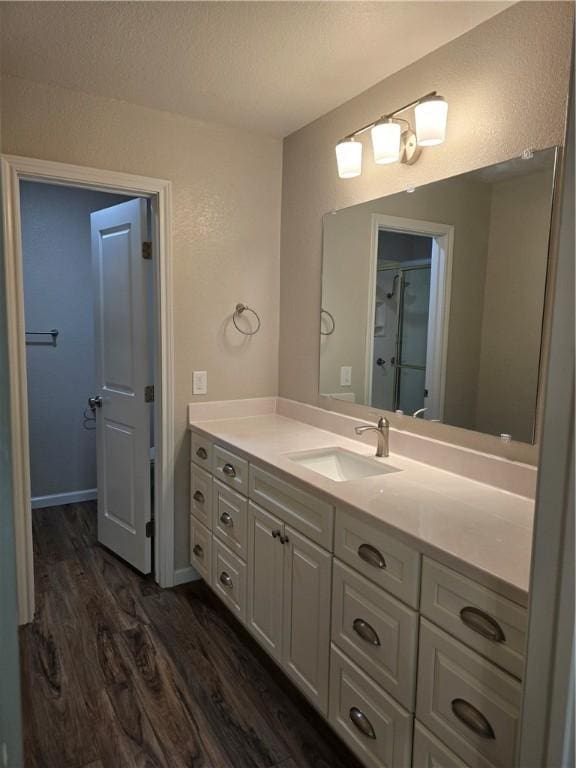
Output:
372 234 433 415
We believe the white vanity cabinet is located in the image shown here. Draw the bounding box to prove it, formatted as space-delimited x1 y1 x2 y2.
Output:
189 431 334 715
189 427 528 768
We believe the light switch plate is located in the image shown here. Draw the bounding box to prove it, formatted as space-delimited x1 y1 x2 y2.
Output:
193 370 207 395
340 366 352 386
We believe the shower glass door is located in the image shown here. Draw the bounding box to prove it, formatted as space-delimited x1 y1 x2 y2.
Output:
371 264 431 414
395 265 431 414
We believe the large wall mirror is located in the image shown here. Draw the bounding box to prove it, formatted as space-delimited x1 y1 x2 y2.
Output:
320 147 557 444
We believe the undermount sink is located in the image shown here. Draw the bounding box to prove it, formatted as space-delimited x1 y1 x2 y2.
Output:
286 447 401 482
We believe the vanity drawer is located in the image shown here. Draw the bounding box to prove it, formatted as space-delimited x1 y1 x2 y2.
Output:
191 431 213 470
416 619 521 768
332 560 418 711
190 465 213 527
334 508 420 608
421 557 527 679
329 645 413 768
213 444 249 494
212 538 247 622
213 480 248 559
249 464 333 549
412 721 470 768
190 516 212 584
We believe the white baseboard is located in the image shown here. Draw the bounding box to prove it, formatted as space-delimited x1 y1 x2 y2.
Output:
173 565 201 586
31 488 98 510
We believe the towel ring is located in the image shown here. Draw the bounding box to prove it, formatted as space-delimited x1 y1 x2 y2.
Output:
233 303 261 336
321 309 336 336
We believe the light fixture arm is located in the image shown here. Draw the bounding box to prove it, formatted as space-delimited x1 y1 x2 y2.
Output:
341 90 438 141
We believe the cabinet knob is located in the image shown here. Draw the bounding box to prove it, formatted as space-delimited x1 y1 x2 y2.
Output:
358 543 386 569
196 447 208 460
349 707 376 740
459 606 506 643
219 571 233 589
451 698 495 740
193 490 205 504
192 544 203 557
271 529 281 539
280 534 290 545
220 511 233 528
352 618 381 646
222 463 236 478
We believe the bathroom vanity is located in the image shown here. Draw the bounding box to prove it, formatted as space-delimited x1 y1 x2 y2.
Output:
188 399 533 768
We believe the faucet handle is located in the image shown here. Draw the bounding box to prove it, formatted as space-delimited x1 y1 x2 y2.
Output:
377 416 389 429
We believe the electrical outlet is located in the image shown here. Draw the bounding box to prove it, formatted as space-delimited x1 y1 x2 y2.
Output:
340 366 352 386
193 370 207 395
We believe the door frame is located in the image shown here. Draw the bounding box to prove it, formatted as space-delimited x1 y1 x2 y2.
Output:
1 154 175 624
365 214 453 419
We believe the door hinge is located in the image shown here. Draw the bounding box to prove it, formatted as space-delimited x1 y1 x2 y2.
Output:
145 520 154 538
142 241 152 260
144 385 154 403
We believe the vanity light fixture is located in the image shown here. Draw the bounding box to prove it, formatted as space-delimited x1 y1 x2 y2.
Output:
335 137 363 178
335 91 448 178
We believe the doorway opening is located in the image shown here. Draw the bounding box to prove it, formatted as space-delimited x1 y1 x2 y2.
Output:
365 214 453 421
2 155 175 624
372 231 433 414
22 181 156 578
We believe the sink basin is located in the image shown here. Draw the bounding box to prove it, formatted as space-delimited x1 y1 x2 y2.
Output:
286 447 401 482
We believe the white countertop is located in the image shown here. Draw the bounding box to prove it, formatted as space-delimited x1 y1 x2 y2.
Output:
189 413 534 605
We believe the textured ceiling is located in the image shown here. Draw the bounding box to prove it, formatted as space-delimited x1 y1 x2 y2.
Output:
0 1 511 138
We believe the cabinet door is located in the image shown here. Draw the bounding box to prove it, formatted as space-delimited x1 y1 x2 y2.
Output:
282 525 332 715
247 502 284 661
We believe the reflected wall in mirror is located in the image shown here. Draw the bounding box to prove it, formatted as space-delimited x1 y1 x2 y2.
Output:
320 148 557 444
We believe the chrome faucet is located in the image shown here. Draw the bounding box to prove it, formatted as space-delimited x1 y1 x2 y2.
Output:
354 416 390 458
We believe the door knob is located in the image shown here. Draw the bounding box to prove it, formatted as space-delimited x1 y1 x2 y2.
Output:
88 395 102 410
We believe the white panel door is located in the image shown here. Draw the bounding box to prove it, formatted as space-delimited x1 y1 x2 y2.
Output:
91 198 151 573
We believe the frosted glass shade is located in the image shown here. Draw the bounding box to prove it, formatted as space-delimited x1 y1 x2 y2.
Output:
415 96 448 146
371 121 401 165
335 139 362 178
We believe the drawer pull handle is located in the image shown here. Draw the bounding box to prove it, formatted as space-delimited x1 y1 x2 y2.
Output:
219 571 233 589
193 490 205 504
353 618 381 646
280 534 290 545
358 543 386 570
349 707 376 740
220 511 234 528
222 463 237 478
196 447 208 460
192 544 203 557
460 607 506 643
271 529 281 539
451 698 495 740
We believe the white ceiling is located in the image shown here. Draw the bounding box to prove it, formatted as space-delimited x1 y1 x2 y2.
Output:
0 1 511 138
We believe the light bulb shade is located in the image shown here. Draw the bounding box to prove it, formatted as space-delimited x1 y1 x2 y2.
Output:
371 121 401 164
335 139 362 178
415 96 448 147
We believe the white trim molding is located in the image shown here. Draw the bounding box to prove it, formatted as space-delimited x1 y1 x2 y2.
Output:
1 154 175 624
31 489 98 510
173 566 202 587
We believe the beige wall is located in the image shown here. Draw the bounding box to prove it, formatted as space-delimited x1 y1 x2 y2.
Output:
280 1 573 464
0 75 282 570
476 169 554 442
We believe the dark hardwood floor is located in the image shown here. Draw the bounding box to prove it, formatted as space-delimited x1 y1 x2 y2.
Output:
21 502 363 768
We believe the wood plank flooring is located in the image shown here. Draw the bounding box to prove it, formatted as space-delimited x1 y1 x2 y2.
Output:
21 502 364 768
